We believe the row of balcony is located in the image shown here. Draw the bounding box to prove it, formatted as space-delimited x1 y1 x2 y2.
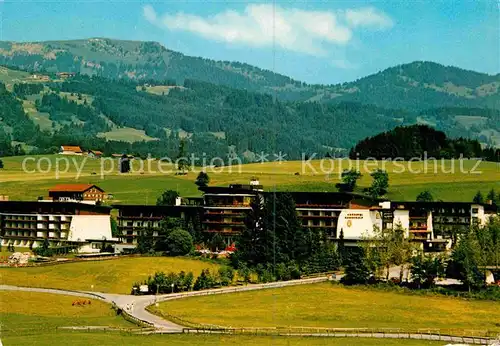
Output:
117 215 164 220
202 220 245 226
298 214 339 219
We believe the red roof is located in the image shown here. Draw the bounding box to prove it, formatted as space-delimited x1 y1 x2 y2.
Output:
61 145 82 152
49 184 103 193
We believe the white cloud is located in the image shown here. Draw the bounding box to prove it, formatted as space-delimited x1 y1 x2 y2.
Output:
143 5 157 23
344 7 394 29
143 4 393 57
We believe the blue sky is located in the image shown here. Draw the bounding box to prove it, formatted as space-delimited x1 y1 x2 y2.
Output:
1 0 498 84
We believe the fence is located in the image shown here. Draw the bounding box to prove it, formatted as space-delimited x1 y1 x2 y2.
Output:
151 276 329 304
111 302 155 329
180 326 499 344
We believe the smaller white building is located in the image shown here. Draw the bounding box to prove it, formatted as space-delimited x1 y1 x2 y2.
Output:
0 201 117 253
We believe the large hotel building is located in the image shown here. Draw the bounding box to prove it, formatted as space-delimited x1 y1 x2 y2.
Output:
1 182 497 253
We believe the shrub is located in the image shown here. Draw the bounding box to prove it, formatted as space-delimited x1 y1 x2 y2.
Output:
218 266 235 286
138 270 195 295
194 269 216 291
166 229 194 256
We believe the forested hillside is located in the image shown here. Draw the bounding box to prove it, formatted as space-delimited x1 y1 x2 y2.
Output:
0 39 301 92
351 124 499 161
0 39 498 111
0 38 499 159
325 62 500 110
0 73 415 159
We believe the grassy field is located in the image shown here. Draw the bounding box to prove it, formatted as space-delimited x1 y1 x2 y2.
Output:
0 286 442 345
97 127 159 143
136 84 186 96
1 333 444 346
0 155 498 204
0 291 132 335
152 282 500 335
0 257 220 294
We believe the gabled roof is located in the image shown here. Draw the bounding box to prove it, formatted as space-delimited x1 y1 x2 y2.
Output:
49 184 104 193
61 145 82 152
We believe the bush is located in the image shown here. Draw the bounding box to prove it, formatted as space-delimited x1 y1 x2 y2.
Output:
256 264 276 283
238 265 252 284
218 266 235 286
193 269 216 291
32 239 52 257
135 270 195 295
166 229 193 256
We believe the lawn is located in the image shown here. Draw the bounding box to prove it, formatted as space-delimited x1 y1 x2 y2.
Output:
97 127 159 143
0 291 132 336
0 155 498 204
1 333 444 346
0 256 220 294
136 84 186 96
152 282 500 335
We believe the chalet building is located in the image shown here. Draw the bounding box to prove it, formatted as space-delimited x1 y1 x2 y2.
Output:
0 201 116 252
87 150 103 158
379 201 498 251
60 145 83 155
113 204 201 245
48 184 106 202
56 72 76 79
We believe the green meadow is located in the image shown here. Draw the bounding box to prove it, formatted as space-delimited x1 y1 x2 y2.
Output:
0 257 220 294
0 288 443 346
0 155 498 204
152 282 500 336
0 291 132 335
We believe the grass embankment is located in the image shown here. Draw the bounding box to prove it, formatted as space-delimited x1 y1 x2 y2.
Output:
0 257 220 294
1 333 443 346
0 155 498 204
0 291 132 336
152 282 500 335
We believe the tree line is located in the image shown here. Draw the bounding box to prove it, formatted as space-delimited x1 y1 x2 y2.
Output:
351 124 499 161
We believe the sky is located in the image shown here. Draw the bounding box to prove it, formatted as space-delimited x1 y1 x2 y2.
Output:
0 0 498 84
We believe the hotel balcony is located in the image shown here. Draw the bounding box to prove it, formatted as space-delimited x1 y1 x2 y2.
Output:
302 224 336 228
298 214 339 219
117 215 163 220
205 203 251 208
296 204 345 208
202 220 245 226
410 234 430 241
204 229 241 234
204 211 246 217
3 217 37 222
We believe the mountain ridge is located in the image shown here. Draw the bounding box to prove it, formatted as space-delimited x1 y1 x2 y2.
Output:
0 38 499 158
0 38 498 110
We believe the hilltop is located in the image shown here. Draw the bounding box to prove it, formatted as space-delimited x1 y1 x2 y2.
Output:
0 38 498 110
0 38 299 92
